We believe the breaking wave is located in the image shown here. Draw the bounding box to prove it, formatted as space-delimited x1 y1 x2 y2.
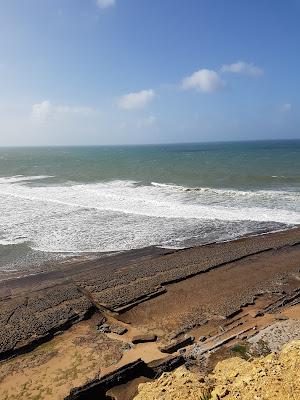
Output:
0 176 299 253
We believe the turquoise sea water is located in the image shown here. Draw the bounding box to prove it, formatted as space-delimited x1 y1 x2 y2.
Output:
0 140 299 273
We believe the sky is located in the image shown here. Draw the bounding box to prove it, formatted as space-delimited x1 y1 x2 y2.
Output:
0 0 300 146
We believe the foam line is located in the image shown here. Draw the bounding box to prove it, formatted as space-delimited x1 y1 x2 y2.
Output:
0 177 299 253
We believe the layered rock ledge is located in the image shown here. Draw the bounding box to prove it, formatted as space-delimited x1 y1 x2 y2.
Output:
1 227 300 360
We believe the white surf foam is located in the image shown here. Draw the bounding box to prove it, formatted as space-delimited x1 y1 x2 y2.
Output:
0 175 53 184
1 180 299 223
0 177 299 253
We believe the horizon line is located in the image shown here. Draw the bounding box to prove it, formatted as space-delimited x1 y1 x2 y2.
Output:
0 137 300 148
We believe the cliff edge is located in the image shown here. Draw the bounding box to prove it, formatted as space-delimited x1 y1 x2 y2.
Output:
134 340 300 400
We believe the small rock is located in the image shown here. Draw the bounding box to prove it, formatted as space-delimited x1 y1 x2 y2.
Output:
97 323 111 333
274 314 288 321
110 324 128 335
132 334 157 344
122 342 134 351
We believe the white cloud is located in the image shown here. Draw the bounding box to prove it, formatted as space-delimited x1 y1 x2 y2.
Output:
118 89 155 110
221 61 263 76
281 103 292 112
96 0 115 9
136 115 157 128
31 100 52 123
55 105 95 115
181 69 225 93
31 100 95 123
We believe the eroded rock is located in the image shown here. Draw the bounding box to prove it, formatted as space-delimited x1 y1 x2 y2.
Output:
132 334 157 344
160 336 195 354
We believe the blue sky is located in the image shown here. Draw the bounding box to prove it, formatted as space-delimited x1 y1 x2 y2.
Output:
0 0 299 145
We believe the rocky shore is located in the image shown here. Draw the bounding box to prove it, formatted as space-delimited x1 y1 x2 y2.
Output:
0 227 300 399
134 338 300 399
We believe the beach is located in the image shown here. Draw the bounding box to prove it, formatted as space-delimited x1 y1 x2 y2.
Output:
1 226 300 399
0 141 300 398
2 1 300 397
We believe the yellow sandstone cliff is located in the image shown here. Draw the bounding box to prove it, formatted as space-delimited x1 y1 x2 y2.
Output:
134 340 300 400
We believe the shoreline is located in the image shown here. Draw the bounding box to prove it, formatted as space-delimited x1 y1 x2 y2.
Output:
1 223 298 283
1 226 300 399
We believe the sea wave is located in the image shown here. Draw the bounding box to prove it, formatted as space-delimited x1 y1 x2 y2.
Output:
0 175 54 184
0 177 299 222
150 181 298 197
0 176 299 253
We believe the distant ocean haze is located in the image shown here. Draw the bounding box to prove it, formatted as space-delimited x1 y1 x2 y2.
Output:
0 140 299 273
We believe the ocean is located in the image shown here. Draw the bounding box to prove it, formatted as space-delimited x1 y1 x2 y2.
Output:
1 140 300 275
